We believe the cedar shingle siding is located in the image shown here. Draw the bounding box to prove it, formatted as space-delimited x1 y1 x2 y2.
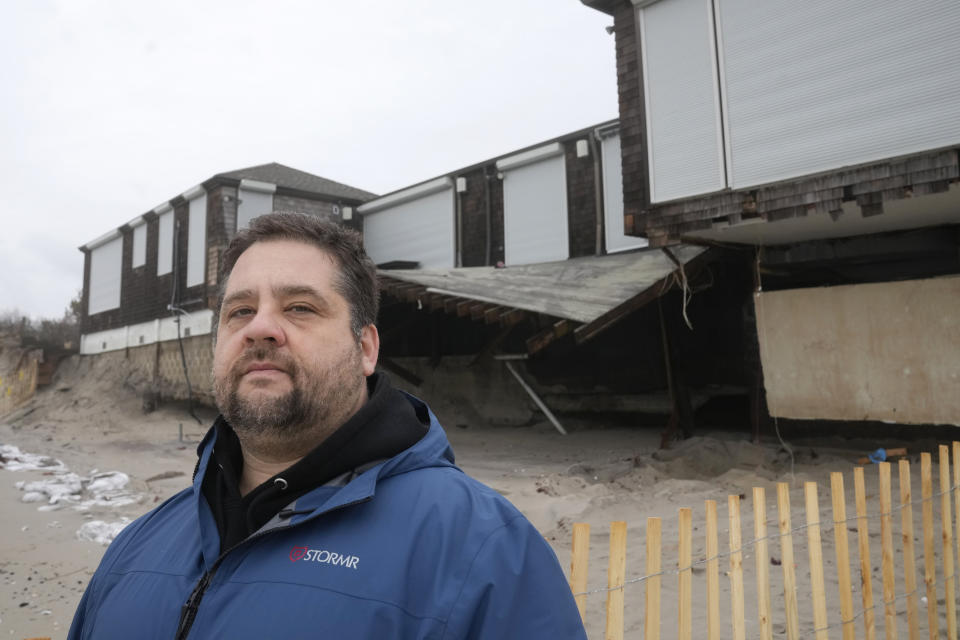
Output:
565 143 599 258
641 149 960 247
459 167 505 267
613 1 649 240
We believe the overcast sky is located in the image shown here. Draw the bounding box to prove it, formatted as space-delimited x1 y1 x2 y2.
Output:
1 1 616 319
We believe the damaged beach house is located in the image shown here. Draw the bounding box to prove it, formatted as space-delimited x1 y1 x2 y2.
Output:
357 121 739 438
579 0 960 430
74 0 960 436
74 131 722 437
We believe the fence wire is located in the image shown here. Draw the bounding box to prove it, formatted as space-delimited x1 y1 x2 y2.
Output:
572 474 960 636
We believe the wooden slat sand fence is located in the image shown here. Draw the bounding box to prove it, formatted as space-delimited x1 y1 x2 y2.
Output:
568 442 960 639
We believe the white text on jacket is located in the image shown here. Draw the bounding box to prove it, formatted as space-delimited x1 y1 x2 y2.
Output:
290 546 359 569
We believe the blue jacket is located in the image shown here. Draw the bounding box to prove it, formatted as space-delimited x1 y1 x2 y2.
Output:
68 397 587 639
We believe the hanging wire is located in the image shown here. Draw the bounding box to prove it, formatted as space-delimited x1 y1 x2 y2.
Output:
659 248 693 330
753 244 796 484
168 216 202 426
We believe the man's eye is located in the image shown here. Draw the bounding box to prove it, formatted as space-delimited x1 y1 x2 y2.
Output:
288 305 314 314
228 308 254 319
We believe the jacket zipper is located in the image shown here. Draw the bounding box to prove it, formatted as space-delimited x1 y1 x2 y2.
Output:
174 570 213 640
172 495 373 640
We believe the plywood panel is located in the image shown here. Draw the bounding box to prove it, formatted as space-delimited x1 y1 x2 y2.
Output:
755 276 960 425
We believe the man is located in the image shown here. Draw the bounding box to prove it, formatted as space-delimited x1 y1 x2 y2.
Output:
69 212 587 639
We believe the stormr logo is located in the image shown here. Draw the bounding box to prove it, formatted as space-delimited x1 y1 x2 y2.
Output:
289 546 360 570
290 546 308 562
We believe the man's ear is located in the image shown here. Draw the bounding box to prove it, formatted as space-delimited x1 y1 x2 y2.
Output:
359 324 380 376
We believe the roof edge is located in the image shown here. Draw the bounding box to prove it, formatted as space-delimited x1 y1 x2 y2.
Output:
202 175 377 204
580 0 616 16
372 118 619 202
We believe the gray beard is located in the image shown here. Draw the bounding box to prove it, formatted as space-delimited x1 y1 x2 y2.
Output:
222 385 313 435
213 346 363 443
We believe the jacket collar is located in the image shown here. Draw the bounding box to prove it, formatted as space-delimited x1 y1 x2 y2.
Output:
191 392 457 562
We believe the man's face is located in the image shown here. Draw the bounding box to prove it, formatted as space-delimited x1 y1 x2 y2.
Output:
212 239 379 439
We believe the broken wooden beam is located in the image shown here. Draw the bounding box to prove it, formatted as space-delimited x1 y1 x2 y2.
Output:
403 286 426 303
377 280 399 297
525 319 571 355
413 291 437 310
484 306 504 324
385 283 419 301
499 308 526 327
470 303 494 322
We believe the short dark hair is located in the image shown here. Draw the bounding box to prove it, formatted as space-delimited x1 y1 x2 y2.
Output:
218 212 379 337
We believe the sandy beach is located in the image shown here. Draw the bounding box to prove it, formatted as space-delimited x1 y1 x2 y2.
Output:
0 354 951 639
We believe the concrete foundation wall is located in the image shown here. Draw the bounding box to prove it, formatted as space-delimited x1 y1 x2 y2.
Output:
88 334 215 406
755 275 960 425
157 337 214 404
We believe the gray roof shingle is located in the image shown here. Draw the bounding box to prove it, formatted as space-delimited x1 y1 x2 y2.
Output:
214 162 377 202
